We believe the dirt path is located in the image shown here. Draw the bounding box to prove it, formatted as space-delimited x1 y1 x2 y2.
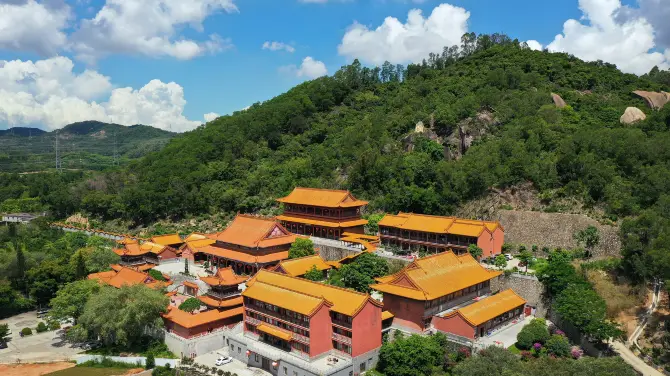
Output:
0 362 75 376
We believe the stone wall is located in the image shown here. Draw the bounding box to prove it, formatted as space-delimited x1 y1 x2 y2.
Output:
496 210 621 259
491 274 548 318
311 237 363 261
163 329 228 359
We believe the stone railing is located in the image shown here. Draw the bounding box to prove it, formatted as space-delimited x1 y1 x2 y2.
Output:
207 290 241 300
245 316 261 326
293 333 310 344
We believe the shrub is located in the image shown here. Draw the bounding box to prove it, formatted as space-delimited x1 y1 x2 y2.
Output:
36 322 48 333
217 370 224 376
516 319 549 350
21 327 33 336
504 269 513 276
48 321 61 331
148 269 167 281
146 353 156 369
546 334 571 357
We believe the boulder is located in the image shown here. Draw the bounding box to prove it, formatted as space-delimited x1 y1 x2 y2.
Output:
620 107 646 124
551 93 567 108
445 110 498 160
632 91 670 110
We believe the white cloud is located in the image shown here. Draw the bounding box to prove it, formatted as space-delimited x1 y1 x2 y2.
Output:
0 0 71 55
338 3 470 65
547 0 670 75
526 40 543 51
262 41 295 53
70 0 237 63
280 57 328 79
0 57 200 132
204 112 219 122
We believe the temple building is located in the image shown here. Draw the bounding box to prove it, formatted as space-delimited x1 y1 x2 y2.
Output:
378 213 504 259
179 233 216 261
163 267 247 340
273 254 334 279
88 266 172 289
151 233 185 249
227 270 388 375
370 251 502 331
275 188 369 239
431 289 527 339
195 215 297 275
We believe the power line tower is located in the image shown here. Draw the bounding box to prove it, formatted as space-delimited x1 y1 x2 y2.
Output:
54 133 62 173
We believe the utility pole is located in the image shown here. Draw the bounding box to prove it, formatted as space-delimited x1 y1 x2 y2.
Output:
113 131 119 166
54 133 62 173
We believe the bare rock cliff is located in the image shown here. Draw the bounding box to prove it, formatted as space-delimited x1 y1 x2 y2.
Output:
632 91 670 110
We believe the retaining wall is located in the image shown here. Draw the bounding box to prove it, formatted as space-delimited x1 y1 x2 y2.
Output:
163 329 228 359
491 273 548 318
75 355 179 368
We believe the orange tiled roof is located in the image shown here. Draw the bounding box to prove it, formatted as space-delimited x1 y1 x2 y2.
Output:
209 215 296 248
117 238 138 245
183 281 199 290
198 245 289 265
370 251 501 301
140 242 169 254
111 264 123 271
257 324 293 341
113 242 150 256
163 306 244 328
199 295 244 308
443 289 526 326
88 267 171 290
200 267 248 286
182 238 216 252
275 215 368 228
378 213 502 237
242 270 381 316
184 233 208 242
381 311 394 321
151 234 183 246
277 187 368 208
274 255 332 277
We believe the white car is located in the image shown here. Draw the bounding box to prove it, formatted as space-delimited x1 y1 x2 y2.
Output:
504 253 513 261
215 356 232 366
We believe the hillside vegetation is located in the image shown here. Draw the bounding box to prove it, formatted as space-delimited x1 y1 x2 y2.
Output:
2 34 670 283
0 121 176 173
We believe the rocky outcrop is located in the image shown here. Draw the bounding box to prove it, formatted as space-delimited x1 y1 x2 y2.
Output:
402 121 441 152
633 91 670 110
445 110 498 160
620 107 646 124
551 93 567 108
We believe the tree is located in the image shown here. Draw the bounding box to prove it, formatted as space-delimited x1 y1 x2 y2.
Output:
364 213 385 235
303 265 323 281
452 346 518 376
574 225 600 258
555 284 623 342
49 279 101 324
516 318 550 350
494 254 507 270
468 244 483 260
178 298 202 313
86 246 120 273
517 250 533 272
331 253 390 293
74 251 87 279
0 323 9 342
78 284 169 347
0 280 31 319
377 334 445 376
148 269 166 282
288 238 315 259
145 352 156 370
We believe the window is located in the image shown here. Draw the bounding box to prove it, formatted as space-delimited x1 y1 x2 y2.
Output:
283 366 287 375
230 344 234 351
238 347 241 354
293 372 298 376
360 362 366 372
255 354 259 362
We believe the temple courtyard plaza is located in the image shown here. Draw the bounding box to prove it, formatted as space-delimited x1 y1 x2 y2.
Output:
0 311 82 363
152 259 209 277
195 350 271 376
476 315 534 349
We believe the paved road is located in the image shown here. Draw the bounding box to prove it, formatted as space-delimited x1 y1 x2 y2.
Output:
612 342 664 376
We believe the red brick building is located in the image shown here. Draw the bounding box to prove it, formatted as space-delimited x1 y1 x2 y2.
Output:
378 213 504 259
242 270 388 359
276 187 369 239
370 251 502 331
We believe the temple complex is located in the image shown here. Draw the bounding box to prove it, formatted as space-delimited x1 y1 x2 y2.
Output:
88 266 172 290
275 188 369 239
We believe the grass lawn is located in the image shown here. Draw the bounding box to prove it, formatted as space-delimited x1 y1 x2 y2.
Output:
508 343 522 354
47 367 134 376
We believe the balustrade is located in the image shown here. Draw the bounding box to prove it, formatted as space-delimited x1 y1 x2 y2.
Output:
331 332 352 345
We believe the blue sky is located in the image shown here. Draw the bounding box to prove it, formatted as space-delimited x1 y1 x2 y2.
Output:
0 0 668 131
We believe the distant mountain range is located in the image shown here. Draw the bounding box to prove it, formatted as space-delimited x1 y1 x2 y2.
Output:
0 121 177 173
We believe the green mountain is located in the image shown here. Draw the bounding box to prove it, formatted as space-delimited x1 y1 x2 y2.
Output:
0 121 176 172
2 34 670 282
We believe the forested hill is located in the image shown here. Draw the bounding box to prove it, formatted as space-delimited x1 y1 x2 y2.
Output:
0 121 176 173
3 35 670 281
